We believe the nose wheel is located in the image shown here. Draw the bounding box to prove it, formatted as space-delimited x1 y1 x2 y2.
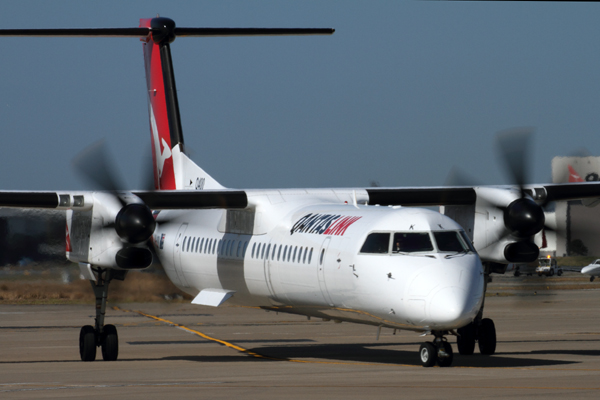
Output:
419 333 454 367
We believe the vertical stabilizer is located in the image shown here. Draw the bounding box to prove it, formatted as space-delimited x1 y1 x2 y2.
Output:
140 17 224 190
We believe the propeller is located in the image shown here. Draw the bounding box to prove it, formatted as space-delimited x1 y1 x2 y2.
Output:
493 128 544 237
445 128 549 263
72 140 157 268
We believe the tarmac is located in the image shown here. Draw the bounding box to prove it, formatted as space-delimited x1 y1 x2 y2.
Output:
2 275 600 399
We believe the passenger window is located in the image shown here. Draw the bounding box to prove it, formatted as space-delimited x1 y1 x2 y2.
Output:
212 239 216 254
302 247 307 263
190 237 196 252
243 241 248 258
182 237 188 252
283 246 288 261
199 238 204 253
237 241 242 257
309 248 313 264
261 244 266 259
272 245 276 260
252 243 256 258
360 233 390 254
293 247 297 263
393 232 433 253
277 245 282 261
288 247 292 262
319 249 325 265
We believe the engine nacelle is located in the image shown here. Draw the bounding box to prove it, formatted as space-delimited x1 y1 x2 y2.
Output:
442 187 545 265
66 192 155 269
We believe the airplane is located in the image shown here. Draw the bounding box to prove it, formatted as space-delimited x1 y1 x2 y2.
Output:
3 17 600 368
582 260 600 281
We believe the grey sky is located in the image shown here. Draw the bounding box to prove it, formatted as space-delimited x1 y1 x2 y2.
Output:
0 1 598 191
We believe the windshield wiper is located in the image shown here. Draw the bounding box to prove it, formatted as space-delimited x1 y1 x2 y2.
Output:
395 251 436 259
445 249 470 259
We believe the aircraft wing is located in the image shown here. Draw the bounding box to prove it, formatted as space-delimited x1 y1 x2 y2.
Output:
0 190 248 210
1 182 600 210
366 182 600 206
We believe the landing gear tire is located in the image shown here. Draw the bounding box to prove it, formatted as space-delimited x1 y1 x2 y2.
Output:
419 342 437 367
591 276 595 282
478 318 496 355
558 269 563 276
79 325 97 362
457 323 476 355
549 269 554 276
437 341 453 367
101 324 119 361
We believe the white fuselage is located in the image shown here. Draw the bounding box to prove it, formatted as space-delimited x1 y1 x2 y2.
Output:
582 261 600 277
152 195 485 333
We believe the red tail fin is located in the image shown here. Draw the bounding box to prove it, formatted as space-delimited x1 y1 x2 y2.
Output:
140 18 181 190
568 165 585 182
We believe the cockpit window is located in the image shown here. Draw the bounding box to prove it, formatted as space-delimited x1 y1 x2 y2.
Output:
393 232 433 253
360 233 390 254
433 231 469 252
459 231 476 252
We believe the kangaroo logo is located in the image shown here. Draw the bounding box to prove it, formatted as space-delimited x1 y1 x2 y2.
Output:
149 104 172 180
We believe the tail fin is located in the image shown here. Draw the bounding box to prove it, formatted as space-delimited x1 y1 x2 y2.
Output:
140 17 224 190
568 165 585 182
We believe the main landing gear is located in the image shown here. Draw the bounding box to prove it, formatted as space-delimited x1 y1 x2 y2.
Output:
79 268 126 362
454 263 498 358
419 331 454 367
456 318 497 356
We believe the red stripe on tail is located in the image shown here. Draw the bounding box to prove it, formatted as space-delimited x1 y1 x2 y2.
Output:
141 18 176 190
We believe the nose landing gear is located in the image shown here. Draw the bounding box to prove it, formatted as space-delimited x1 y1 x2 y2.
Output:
419 332 454 367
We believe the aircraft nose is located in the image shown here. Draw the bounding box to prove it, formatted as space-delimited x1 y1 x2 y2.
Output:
405 256 484 329
428 286 477 328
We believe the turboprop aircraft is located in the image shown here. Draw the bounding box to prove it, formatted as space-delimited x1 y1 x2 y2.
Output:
3 17 600 368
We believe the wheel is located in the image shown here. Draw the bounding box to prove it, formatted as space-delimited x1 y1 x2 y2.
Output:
419 342 437 367
79 325 97 362
514 270 521 277
591 276 595 282
101 324 119 361
457 323 476 355
437 341 453 367
549 269 554 276
557 269 563 276
478 318 496 355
